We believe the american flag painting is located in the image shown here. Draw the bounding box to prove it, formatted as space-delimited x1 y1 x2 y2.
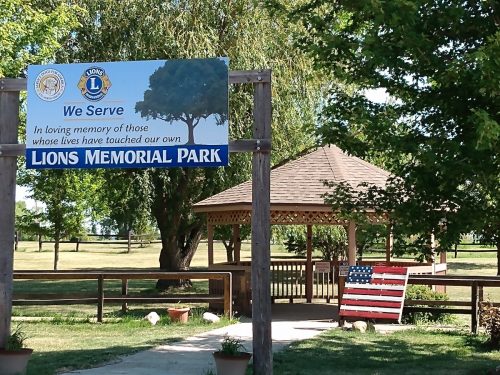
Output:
339 265 409 322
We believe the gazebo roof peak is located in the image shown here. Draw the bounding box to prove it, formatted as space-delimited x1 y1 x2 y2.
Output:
194 144 390 212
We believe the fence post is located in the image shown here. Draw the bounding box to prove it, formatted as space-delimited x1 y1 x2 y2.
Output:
97 275 104 323
223 273 233 318
471 281 479 334
121 278 128 313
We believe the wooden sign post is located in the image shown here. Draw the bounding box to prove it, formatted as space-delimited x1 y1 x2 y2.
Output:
0 79 21 348
0 71 273 373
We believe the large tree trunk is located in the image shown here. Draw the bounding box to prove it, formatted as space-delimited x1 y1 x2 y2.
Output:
151 169 203 290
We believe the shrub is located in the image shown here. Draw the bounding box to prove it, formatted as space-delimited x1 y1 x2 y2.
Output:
480 302 500 348
402 285 452 324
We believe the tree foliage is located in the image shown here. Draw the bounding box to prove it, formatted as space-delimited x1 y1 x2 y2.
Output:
0 0 80 77
50 0 326 284
279 0 499 265
136 58 228 145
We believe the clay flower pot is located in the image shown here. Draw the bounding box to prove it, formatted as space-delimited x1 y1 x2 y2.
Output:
0 348 34 375
167 307 190 323
213 351 252 375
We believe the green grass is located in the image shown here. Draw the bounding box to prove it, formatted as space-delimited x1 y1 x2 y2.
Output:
20 309 234 375
270 329 500 375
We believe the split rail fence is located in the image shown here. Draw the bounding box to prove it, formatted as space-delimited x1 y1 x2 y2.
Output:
13 271 232 322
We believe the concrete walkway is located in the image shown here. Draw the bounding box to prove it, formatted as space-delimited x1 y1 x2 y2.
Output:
62 303 338 375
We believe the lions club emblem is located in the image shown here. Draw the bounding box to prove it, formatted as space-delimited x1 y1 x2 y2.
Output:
34 69 65 101
77 66 112 101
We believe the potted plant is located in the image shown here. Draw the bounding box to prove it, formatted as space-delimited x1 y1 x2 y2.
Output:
167 303 190 323
0 325 33 375
213 335 252 375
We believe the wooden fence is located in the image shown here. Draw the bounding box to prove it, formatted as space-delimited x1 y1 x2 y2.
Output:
405 275 500 333
13 271 232 321
31 232 161 253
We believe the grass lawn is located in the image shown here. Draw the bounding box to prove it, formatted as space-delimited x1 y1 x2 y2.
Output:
20 310 233 375
271 329 500 375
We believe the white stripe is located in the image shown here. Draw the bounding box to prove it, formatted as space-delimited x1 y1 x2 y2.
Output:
372 273 407 280
340 305 401 314
345 283 405 291
343 293 403 302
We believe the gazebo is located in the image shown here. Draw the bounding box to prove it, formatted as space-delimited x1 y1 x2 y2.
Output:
193 145 445 313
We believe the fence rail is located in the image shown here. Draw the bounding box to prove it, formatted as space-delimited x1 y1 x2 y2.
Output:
13 271 232 321
406 275 500 333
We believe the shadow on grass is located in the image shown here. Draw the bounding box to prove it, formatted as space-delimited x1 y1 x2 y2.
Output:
269 330 500 375
447 262 496 272
27 337 183 375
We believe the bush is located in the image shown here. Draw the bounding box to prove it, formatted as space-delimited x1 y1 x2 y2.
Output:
402 285 452 324
480 302 500 348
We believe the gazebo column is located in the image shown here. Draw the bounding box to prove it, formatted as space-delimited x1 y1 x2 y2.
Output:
207 223 214 266
232 224 241 263
347 221 357 266
385 223 393 262
306 225 313 303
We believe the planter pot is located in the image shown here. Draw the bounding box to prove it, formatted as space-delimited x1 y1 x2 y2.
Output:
213 351 252 375
167 307 190 323
0 348 33 375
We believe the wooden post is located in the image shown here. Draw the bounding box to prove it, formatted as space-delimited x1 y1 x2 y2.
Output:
223 273 233 317
232 224 241 263
471 281 479 334
347 221 356 266
207 223 214 266
385 223 393 262
127 230 132 253
251 72 272 375
121 278 128 313
97 275 104 323
306 225 313 303
0 86 19 347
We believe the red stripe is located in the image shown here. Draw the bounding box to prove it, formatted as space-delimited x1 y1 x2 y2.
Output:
372 266 408 274
341 299 401 308
344 288 404 297
339 310 400 320
371 279 406 285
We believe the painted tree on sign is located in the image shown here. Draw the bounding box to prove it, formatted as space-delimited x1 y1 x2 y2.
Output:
135 58 228 145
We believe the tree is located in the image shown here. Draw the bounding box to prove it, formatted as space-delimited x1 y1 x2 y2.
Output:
136 58 228 145
51 0 325 286
18 170 92 270
279 0 499 267
0 0 80 77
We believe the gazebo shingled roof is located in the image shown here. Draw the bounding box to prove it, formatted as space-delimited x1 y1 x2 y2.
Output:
194 145 391 225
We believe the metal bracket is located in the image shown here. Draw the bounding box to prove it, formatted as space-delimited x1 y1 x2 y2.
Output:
0 144 26 157
229 139 271 153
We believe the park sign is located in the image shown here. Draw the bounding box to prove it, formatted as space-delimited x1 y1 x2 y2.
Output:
26 58 229 169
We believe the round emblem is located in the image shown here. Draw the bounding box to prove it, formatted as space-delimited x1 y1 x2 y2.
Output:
77 66 112 101
34 69 66 101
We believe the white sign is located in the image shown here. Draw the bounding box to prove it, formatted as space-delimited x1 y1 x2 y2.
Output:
26 58 229 169
315 262 331 273
339 261 350 277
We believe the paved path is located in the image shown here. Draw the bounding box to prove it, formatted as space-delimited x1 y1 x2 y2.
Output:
63 303 338 375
